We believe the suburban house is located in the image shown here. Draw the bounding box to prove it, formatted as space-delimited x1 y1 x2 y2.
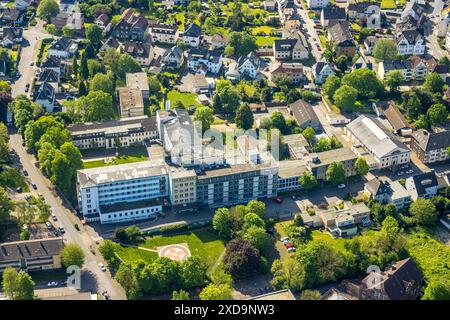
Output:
352 55 372 71
270 62 306 84
33 82 60 113
237 52 262 80
347 1 381 23
113 8 149 41
182 23 201 48
186 48 222 75
51 11 85 33
288 99 321 131
321 4 346 27
209 34 227 50
344 258 423 300
122 40 154 66
0 27 23 47
410 128 450 164
225 60 240 82
327 21 356 57
363 36 378 55
364 177 411 209
14 0 36 10
162 45 184 69
345 115 411 170
377 56 427 81
405 171 440 201
396 29 425 56
40 55 65 77
312 61 334 84
150 23 179 44
95 13 111 31
47 37 78 59
117 87 145 119
262 1 277 11
0 238 64 273
307 0 330 9
0 7 23 26
372 101 412 136
277 0 298 22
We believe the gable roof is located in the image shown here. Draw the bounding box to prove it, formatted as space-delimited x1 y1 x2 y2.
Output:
409 171 439 196
184 23 201 38
412 129 450 152
322 4 346 20
238 52 261 69
289 99 319 126
328 21 354 46
365 178 393 196
379 102 410 131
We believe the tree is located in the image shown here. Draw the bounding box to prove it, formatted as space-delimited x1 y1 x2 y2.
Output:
299 172 318 191
79 51 89 80
87 59 104 77
72 55 79 78
409 199 438 226
199 283 233 300
270 111 288 134
180 256 208 289
422 281 450 300
302 127 316 145
115 263 140 299
243 226 270 254
2 267 35 300
381 216 400 246
90 73 113 94
62 25 75 38
323 75 341 98
300 290 322 300
74 90 115 122
246 200 265 218
0 187 13 223
24 116 67 151
424 72 445 93
333 85 358 113
193 106 214 132
427 103 448 125
385 70 404 92
78 80 88 96
235 104 254 130
172 289 189 300
372 39 398 61
45 24 57 35
0 122 9 163
212 208 232 240
355 157 369 176
85 24 103 47
98 240 116 262
225 32 257 56
342 68 384 99
37 0 59 22
117 54 142 78
223 238 260 278
61 244 85 268
325 162 346 185
270 258 305 292
335 55 348 72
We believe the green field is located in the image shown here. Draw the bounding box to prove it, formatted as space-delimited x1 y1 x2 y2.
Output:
83 155 148 169
166 90 201 109
256 36 280 47
380 0 397 9
113 244 158 264
141 229 225 271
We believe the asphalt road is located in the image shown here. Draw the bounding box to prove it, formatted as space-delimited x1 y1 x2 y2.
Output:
8 19 126 300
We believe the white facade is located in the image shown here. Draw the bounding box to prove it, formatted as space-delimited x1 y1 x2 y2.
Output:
307 0 329 9
238 59 258 79
396 37 425 56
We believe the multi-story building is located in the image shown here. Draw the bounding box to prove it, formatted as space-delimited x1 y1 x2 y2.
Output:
168 167 197 214
186 48 222 75
312 61 334 84
327 21 356 58
126 72 150 100
345 115 411 170
237 52 262 79
68 116 158 150
364 178 411 209
377 56 427 81
117 87 145 119
396 30 425 56
149 23 179 44
273 38 308 61
182 23 201 48
405 171 440 201
307 147 358 181
77 161 169 224
410 128 450 164
277 160 308 192
113 8 148 41
0 238 64 273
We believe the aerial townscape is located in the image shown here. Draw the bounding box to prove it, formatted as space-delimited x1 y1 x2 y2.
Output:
0 0 449 304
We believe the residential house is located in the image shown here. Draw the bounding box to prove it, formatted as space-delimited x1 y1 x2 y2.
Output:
410 128 450 164
126 72 149 100
328 21 356 58
122 40 154 66
364 178 411 209
347 1 380 22
51 10 85 34
162 45 184 69
210 34 227 50
288 99 321 131
225 60 240 82
150 23 179 44
262 1 277 12
363 36 378 55
405 171 440 200
307 0 329 9
182 23 201 48
14 0 36 10
0 238 64 273
377 56 427 81
273 37 308 61
345 115 411 169
352 55 372 71
95 13 111 31
113 8 149 42
0 8 23 26
396 29 425 56
312 61 334 84
47 37 78 59
270 62 306 84
277 0 298 23
186 48 222 75
0 27 23 47
237 52 262 79
100 37 121 53
321 4 346 27
34 82 60 113
372 101 412 136
40 55 64 78
400 0 427 26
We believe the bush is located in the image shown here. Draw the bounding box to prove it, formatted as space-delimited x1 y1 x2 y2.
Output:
160 222 189 235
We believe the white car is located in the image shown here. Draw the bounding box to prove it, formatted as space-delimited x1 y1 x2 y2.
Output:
406 169 414 174
98 263 107 272
287 247 296 253
337 184 346 189
281 237 289 242
51 213 57 221
47 281 58 287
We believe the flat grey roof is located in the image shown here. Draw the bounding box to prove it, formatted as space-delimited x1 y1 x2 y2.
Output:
0 238 64 262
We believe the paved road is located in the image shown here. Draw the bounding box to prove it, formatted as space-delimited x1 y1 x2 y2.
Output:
297 4 323 61
424 0 448 60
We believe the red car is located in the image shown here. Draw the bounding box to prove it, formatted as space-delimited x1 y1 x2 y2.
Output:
285 243 294 249
274 197 283 204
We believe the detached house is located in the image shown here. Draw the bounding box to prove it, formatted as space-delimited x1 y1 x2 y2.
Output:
273 37 308 61
113 8 149 42
47 37 78 59
210 34 227 50
95 13 111 31
410 128 450 164
396 29 425 56
51 10 85 34
187 48 222 75
364 178 411 210
34 82 60 113
312 61 334 84
271 62 306 84
327 21 356 58
0 27 23 47
237 52 262 80
321 4 346 27
405 171 440 201
182 23 201 48
289 99 321 131
347 2 381 24
150 23 178 44
0 8 23 26
122 40 154 66
162 45 184 69
377 56 427 81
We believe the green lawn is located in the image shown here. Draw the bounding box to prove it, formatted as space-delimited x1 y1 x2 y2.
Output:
83 155 148 169
113 243 158 264
167 90 201 109
256 36 280 47
319 35 327 48
141 229 225 271
380 0 397 9
251 26 276 36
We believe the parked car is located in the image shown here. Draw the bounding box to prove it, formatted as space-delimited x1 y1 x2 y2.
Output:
287 247 296 253
98 263 107 272
51 213 57 221
274 197 283 204
23 170 28 176
285 243 294 249
337 184 346 189
45 221 53 230
47 281 58 287
281 237 289 242
16 187 23 193
31 183 37 190
59 226 65 234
